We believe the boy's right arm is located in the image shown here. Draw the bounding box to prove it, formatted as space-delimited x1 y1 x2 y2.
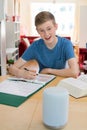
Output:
8 58 39 79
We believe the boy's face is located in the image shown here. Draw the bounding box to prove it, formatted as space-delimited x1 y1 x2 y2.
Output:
36 20 58 47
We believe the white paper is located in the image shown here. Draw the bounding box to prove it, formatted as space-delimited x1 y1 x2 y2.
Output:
0 74 56 97
0 80 43 97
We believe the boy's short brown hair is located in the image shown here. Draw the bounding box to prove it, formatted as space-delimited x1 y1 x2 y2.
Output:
35 11 56 26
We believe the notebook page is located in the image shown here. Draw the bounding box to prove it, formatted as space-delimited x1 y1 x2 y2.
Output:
0 80 43 97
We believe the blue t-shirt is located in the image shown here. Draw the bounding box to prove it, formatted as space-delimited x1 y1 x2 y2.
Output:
22 36 75 72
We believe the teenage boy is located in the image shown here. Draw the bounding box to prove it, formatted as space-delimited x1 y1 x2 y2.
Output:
9 11 79 79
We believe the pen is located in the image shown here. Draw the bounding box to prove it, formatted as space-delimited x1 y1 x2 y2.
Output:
9 79 28 82
24 68 38 75
24 68 29 71
8 78 41 84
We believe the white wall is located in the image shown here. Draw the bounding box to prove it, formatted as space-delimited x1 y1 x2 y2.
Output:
79 5 87 48
20 0 31 35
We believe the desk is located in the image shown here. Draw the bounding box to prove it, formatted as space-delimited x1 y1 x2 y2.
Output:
0 75 87 130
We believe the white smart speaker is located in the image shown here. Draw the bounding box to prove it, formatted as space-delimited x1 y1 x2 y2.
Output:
42 87 69 129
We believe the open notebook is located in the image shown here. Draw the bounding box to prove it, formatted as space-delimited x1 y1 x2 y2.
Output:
57 74 87 98
0 74 56 107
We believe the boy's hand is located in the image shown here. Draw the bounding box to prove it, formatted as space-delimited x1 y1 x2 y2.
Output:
23 69 37 79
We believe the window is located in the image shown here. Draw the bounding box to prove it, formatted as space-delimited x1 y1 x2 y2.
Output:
30 2 75 40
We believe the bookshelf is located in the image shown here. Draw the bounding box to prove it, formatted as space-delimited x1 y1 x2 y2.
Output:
0 0 20 75
6 48 19 62
6 0 20 62
6 21 20 48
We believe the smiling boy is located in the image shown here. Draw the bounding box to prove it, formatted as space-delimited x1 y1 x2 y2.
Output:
9 11 80 79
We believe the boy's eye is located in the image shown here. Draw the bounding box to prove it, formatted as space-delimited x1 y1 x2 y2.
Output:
40 30 44 32
38 27 52 33
38 29 44 33
47 28 51 30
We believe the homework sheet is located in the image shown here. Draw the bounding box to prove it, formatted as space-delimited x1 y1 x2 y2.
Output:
0 80 43 97
0 74 56 97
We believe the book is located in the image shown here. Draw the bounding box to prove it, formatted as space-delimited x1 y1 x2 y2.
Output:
0 74 56 107
57 74 87 98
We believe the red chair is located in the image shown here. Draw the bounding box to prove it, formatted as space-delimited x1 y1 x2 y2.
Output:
20 35 39 44
79 48 87 73
19 38 30 57
19 36 39 57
